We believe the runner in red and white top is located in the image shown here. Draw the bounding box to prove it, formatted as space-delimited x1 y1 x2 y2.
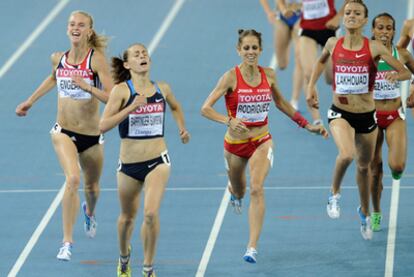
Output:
16 10 113 261
307 0 410 241
201 29 327 264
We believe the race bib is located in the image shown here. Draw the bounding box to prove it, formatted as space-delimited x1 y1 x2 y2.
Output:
128 102 164 137
335 65 369 95
374 70 400 100
236 93 272 123
302 0 329 20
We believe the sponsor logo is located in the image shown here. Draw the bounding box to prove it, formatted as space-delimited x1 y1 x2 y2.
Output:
355 53 367 58
148 162 158 168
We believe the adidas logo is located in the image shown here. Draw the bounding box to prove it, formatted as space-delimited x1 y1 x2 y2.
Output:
386 115 394 120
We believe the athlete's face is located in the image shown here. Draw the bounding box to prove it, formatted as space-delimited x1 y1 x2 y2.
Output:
237 36 262 66
67 13 92 44
124 44 151 73
372 16 395 46
343 3 367 30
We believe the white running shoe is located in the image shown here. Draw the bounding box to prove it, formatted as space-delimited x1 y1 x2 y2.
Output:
57 242 72 261
243 247 258 263
82 201 97 238
230 194 242 214
358 206 373 240
327 193 341 219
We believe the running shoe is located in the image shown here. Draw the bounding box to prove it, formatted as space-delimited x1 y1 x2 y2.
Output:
327 193 341 219
57 242 72 261
243 247 258 263
117 246 132 277
142 269 157 277
358 206 373 240
82 201 97 238
371 212 382 232
230 194 242 215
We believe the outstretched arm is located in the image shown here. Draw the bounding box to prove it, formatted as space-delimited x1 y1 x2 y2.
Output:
159 82 190 144
16 52 61 116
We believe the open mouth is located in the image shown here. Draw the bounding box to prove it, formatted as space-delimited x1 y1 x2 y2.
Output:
140 61 148 66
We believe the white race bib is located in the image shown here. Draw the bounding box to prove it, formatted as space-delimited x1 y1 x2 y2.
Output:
302 0 329 20
128 103 164 137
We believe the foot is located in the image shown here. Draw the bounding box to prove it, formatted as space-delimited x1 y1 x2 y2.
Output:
82 201 97 238
358 206 373 240
371 212 382 232
243 247 257 263
142 267 156 277
57 242 72 261
327 193 340 219
230 194 242 215
117 246 132 277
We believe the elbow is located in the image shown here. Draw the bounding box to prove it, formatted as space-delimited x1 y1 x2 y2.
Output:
99 120 109 134
200 105 209 118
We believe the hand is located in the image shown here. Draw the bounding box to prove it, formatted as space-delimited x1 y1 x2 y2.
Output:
16 100 32 116
130 94 147 110
325 16 340 30
71 75 90 92
306 86 319 109
281 8 294 19
180 129 190 144
306 123 329 138
384 71 399 83
266 11 277 24
407 93 414 108
228 117 249 134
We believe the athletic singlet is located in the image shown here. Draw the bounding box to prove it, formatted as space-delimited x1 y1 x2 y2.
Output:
374 46 400 100
118 80 165 139
300 0 336 30
332 37 377 95
225 66 272 127
55 48 100 100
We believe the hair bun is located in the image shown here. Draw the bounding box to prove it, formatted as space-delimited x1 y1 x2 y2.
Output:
238 29 244 35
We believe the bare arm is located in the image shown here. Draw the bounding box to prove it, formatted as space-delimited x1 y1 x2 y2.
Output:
307 38 335 108
159 82 190 144
15 52 61 116
72 51 114 103
99 83 145 133
259 0 277 24
371 40 411 82
325 1 345 30
396 19 413 49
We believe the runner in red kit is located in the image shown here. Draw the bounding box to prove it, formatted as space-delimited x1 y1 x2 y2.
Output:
307 0 410 240
201 29 327 263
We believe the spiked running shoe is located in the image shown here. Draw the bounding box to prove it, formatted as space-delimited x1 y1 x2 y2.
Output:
371 212 382 232
243 247 258 263
117 246 132 277
142 269 157 277
230 194 242 215
82 201 97 238
57 242 72 261
358 206 373 240
327 193 341 219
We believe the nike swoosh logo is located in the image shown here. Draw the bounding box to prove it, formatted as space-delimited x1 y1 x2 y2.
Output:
148 162 158 168
155 98 163 103
355 53 366 58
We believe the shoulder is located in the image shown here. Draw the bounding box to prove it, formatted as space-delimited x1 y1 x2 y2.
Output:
261 66 276 81
221 67 237 83
403 18 414 30
51 51 64 66
91 50 109 69
155 81 171 94
112 82 130 98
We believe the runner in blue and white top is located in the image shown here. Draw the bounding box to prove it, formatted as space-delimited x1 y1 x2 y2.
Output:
99 43 190 277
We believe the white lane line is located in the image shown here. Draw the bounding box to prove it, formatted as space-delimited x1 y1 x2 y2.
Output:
196 185 230 277
7 184 66 277
384 179 401 277
3 185 414 194
0 0 70 79
147 0 186 55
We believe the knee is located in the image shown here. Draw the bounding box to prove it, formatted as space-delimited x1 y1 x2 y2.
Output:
143 211 158 227
249 185 264 199
371 161 383 176
119 213 135 227
390 162 405 175
337 153 354 166
65 175 81 191
84 182 100 194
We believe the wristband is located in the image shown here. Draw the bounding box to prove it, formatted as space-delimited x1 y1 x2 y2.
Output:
292 111 309 128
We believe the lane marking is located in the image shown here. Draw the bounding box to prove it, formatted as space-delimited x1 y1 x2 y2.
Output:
7 184 66 277
147 0 186 55
385 179 401 277
0 0 70 79
7 1 186 276
196 184 230 277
